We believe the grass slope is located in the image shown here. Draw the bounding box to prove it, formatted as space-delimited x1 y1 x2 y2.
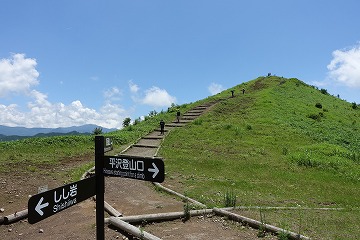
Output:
0 103 193 179
160 76 360 239
1 76 359 238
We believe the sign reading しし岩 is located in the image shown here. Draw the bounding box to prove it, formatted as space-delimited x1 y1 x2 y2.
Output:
28 176 96 224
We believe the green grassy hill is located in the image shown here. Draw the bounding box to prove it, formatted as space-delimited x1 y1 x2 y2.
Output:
160 76 360 239
1 76 359 239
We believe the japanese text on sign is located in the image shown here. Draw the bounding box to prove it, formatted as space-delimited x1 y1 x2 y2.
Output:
103 157 146 180
108 157 144 171
53 184 78 213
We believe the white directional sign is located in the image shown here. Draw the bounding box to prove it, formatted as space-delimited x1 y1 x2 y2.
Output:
35 197 49 216
103 156 165 183
28 176 96 224
148 162 159 178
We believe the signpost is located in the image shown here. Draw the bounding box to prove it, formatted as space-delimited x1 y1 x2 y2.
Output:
28 176 96 224
27 136 165 240
103 156 165 183
95 136 105 240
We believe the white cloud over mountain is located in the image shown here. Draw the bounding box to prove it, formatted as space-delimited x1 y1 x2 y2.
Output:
0 53 177 129
327 43 360 88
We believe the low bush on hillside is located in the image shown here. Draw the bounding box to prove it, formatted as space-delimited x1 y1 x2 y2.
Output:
351 102 358 109
307 113 322 121
320 88 329 95
315 102 322 108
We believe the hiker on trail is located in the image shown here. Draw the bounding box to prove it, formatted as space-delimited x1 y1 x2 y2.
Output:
231 90 235 98
160 119 165 135
242 88 245 94
176 109 181 122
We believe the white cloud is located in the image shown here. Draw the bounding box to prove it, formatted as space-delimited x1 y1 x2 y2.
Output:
0 54 179 129
129 80 142 104
0 54 129 129
311 81 327 87
0 95 127 129
28 90 51 108
0 53 39 97
99 103 127 128
327 43 360 88
129 80 139 93
208 82 224 95
104 87 122 101
128 80 176 107
142 87 176 107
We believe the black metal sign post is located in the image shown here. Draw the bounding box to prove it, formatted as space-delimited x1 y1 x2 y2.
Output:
95 136 105 240
28 136 163 240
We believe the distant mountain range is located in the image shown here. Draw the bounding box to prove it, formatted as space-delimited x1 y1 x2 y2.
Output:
0 124 117 141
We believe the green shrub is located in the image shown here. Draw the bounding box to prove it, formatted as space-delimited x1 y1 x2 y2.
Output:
183 201 191 221
92 127 103 135
315 103 322 109
278 230 290 240
307 113 321 121
320 88 328 95
122 117 131 127
224 189 237 207
352 102 358 109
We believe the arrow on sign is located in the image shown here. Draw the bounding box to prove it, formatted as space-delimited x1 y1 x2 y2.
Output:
35 197 49 216
148 162 159 178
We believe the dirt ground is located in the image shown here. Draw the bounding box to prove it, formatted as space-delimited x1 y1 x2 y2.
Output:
1 103 278 239
0 153 278 240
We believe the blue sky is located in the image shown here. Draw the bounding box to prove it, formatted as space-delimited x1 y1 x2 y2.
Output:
1 0 360 129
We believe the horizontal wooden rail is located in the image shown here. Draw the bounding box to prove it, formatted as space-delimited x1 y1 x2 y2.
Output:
109 217 162 240
213 208 310 240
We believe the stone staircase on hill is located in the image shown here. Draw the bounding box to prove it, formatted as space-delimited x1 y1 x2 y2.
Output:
119 101 218 158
